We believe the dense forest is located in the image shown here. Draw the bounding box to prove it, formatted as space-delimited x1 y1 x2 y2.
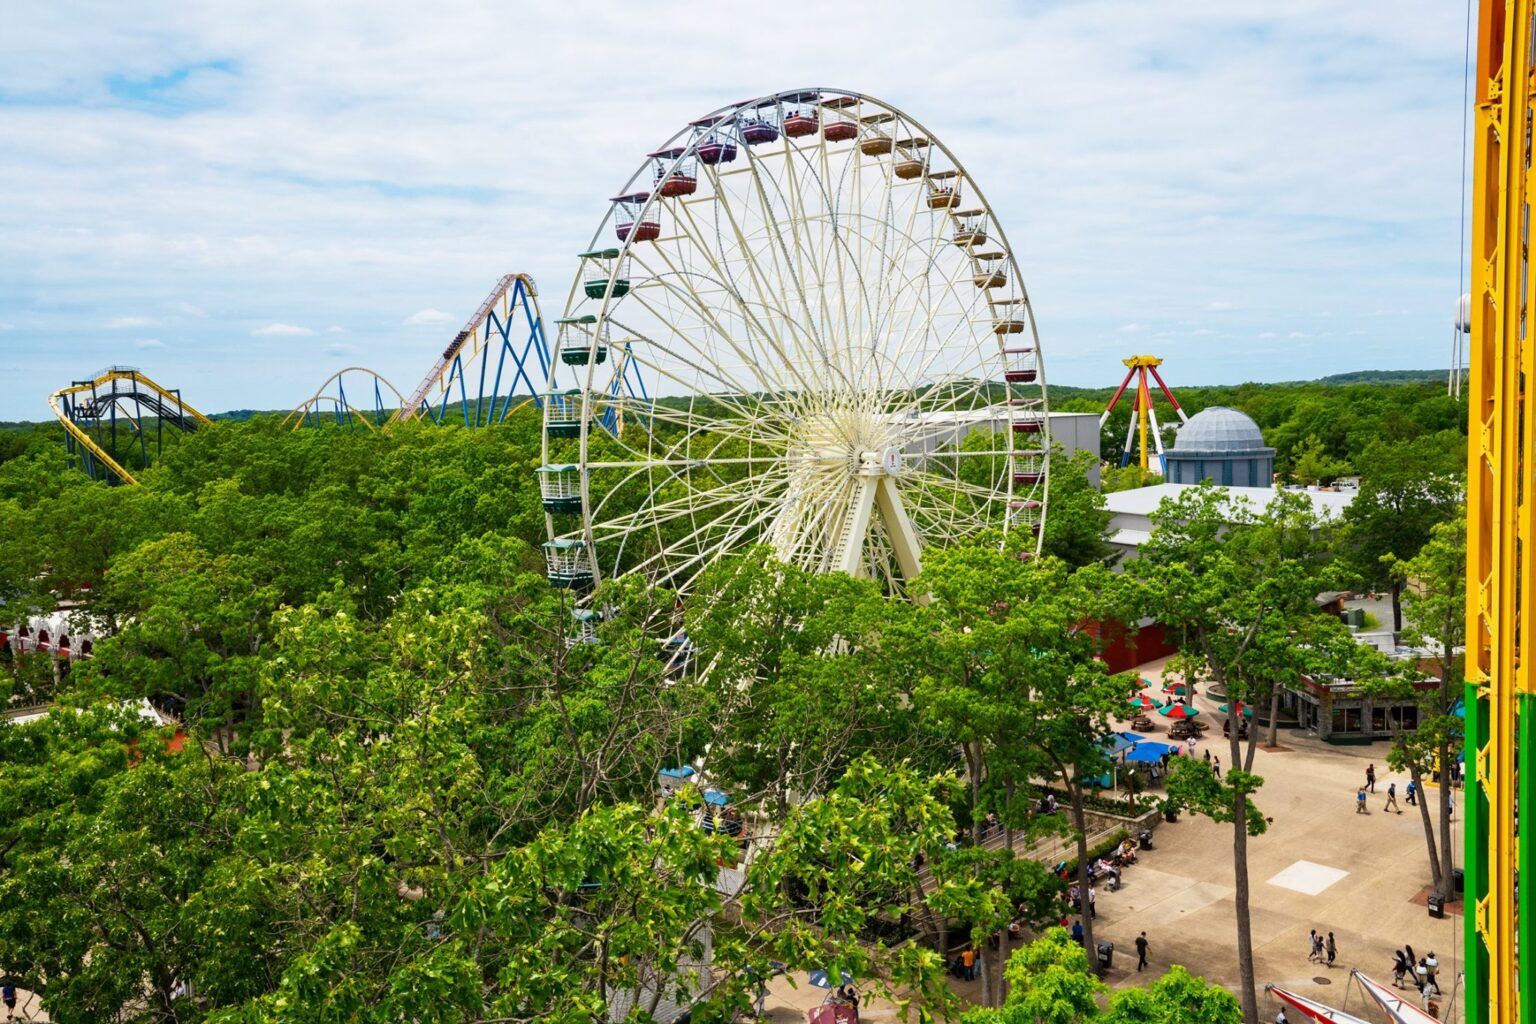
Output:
0 373 1465 1023
1050 373 1465 482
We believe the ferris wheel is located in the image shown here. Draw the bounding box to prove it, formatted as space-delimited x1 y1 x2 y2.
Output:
538 88 1048 603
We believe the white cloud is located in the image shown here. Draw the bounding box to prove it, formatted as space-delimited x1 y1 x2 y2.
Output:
0 1 1475 415
176 302 209 318
1118 323 1147 333
0 322 14 332
403 308 454 327
135 338 167 349
1287 331 1308 338
326 325 347 333
1259 331 1278 338
1203 301 1236 312
252 322 314 336
106 316 157 328
1191 328 1217 336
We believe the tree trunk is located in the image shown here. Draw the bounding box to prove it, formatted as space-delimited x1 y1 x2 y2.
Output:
966 742 982 846
1408 762 1442 892
1231 797 1259 1024
1264 685 1282 751
1005 780 1016 855
1436 740 1455 899
1230 716 1259 1023
1067 774 1097 970
1434 665 1456 899
1390 579 1403 635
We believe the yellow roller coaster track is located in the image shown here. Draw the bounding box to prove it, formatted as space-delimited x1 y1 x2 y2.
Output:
49 368 212 486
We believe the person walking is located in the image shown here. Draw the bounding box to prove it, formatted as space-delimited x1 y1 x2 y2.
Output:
1325 932 1337 968
960 947 976 981
1 983 13 1023
1392 950 1409 988
1356 786 1368 813
1384 782 1401 813
1366 763 1377 793
1307 929 1321 963
1213 755 1222 780
1135 932 1149 971
1424 951 1441 995
1071 920 1085 946
1275 1009 1289 1024
1406 779 1418 806
1088 885 1097 919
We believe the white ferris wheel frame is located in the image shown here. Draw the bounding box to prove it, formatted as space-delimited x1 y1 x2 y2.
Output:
542 87 1050 600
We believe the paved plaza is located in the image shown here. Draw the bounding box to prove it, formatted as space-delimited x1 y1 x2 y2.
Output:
1087 657 1464 1021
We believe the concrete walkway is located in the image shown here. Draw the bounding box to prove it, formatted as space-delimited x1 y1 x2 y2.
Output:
1087 661 1465 1022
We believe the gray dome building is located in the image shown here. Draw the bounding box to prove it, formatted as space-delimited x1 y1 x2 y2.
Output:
1163 406 1275 487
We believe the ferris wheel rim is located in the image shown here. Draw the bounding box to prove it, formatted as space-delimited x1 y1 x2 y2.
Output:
543 87 1051 599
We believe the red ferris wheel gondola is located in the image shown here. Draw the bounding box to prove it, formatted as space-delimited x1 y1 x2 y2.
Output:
611 193 660 243
649 147 697 197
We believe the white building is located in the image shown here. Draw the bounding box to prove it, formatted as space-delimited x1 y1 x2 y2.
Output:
1103 483 1356 563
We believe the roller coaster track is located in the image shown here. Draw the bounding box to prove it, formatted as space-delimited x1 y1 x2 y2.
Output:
49 367 211 485
390 273 549 427
283 367 405 432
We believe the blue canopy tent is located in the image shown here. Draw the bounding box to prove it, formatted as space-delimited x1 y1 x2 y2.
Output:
1125 740 1178 765
1092 732 1146 789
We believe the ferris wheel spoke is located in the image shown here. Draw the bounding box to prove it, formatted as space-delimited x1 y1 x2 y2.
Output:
624 487 786 586
683 172 839 423
587 473 785 543
669 197 837 409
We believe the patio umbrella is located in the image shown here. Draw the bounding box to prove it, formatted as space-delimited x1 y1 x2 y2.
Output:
808 968 854 988
1127 693 1158 711
1156 702 1200 720
1161 681 1193 696
1219 702 1256 718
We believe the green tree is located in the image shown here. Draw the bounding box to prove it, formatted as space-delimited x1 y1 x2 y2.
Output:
686 552 915 820
1288 434 1351 485
958 932 1240 1024
1100 463 1159 494
0 702 246 1021
901 544 1131 992
1101 964 1243 1024
1339 432 1461 632
1132 485 1338 1023
1358 519 1465 899
1041 450 1116 567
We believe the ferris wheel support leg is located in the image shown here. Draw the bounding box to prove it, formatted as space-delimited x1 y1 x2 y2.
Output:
875 476 923 586
834 479 879 577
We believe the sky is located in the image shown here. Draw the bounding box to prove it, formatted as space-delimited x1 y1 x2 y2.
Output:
0 1 1471 421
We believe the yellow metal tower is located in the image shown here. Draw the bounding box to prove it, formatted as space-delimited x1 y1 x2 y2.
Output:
1467 1 1531 1020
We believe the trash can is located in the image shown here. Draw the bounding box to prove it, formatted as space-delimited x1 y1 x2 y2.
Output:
1427 894 1446 919
1097 941 1114 969
1163 807 1178 823
1452 868 1465 894
1138 829 1154 851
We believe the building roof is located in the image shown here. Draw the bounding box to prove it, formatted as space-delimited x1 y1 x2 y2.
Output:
1171 406 1271 454
1103 482 1355 520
